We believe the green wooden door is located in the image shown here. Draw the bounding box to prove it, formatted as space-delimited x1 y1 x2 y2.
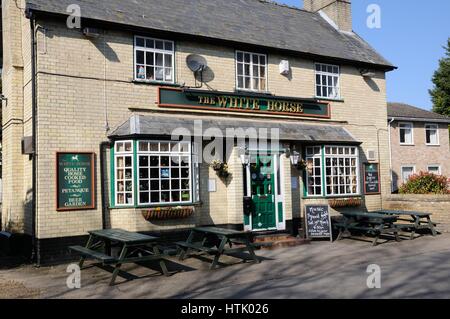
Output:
250 155 276 230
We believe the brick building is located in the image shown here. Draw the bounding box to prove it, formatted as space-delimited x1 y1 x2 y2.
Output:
388 102 450 192
1 0 395 264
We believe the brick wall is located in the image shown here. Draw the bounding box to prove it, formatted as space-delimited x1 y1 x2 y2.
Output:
390 121 450 190
383 195 450 233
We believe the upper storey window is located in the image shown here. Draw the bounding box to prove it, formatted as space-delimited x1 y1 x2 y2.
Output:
134 36 174 83
236 51 267 92
315 63 340 99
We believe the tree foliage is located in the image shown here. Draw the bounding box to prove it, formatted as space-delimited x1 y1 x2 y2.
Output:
430 38 450 116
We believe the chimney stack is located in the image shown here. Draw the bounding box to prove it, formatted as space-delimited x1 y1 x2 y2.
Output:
304 0 352 32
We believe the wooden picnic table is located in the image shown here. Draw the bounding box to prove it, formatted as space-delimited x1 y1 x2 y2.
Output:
70 229 169 286
336 211 401 246
176 227 261 269
374 210 437 239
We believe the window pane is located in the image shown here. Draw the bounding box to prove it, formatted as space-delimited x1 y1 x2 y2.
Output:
155 68 164 81
260 55 266 65
164 41 173 51
145 39 154 48
164 54 172 67
136 50 144 64
136 65 146 79
238 76 244 88
135 37 145 47
155 40 164 49
146 52 154 65
165 68 173 81
237 52 243 62
155 53 163 66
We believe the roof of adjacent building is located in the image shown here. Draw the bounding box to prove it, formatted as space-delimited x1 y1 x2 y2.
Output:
387 102 450 123
109 113 361 144
25 0 394 70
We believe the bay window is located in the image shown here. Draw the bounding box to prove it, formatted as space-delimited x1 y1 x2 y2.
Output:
324 146 359 196
305 145 360 197
115 141 134 206
138 141 191 205
305 146 323 197
113 140 198 207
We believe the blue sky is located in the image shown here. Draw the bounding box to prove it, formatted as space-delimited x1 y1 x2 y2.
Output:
276 0 450 110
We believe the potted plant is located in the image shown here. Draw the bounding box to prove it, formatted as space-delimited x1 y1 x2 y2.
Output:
210 159 231 178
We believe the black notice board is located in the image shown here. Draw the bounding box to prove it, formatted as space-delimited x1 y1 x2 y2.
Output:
305 205 332 241
364 163 381 195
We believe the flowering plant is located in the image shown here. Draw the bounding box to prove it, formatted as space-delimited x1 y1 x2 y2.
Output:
399 171 450 194
210 159 231 178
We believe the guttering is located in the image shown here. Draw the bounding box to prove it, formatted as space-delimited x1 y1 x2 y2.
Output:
388 116 450 124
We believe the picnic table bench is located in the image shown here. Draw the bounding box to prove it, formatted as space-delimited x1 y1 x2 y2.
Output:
335 212 401 246
70 229 170 286
176 227 261 269
374 210 438 239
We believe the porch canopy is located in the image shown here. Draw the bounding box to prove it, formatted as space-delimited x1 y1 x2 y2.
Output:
109 114 361 145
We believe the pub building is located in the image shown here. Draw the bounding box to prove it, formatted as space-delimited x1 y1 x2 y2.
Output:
1 0 395 264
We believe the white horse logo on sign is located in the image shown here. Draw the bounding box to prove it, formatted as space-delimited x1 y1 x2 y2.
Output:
72 155 79 161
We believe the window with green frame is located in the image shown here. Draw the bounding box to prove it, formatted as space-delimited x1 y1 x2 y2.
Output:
305 145 360 197
112 140 200 207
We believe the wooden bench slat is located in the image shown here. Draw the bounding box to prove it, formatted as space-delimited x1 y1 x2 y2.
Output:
69 246 117 264
175 241 218 254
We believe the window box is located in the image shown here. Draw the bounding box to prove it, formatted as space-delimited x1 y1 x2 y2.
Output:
142 206 195 221
329 197 363 208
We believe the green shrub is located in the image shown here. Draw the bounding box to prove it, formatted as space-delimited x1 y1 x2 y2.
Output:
399 171 450 194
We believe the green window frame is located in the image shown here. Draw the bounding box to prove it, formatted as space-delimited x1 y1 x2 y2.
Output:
110 139 200 208
304 145 361 198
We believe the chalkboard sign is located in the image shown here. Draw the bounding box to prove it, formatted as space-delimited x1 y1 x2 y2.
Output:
57 152 95 211
305 205 332 240
364 163 381 195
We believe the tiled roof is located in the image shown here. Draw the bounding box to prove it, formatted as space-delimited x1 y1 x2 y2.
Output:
388 103 450 122
25 0 394 69
109 113 361 144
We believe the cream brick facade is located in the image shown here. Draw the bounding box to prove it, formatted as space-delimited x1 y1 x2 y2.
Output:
2 3 391 250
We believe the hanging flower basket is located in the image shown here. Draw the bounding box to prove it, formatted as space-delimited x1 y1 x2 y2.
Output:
210 160 231 179
329 198 363 208
142 206 195 221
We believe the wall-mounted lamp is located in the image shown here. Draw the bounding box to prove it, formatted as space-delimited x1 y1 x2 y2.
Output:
0 94 7 101
290 151 301 166
240 154 250 165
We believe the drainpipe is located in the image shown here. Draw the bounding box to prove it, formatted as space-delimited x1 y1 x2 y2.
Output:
388 118 395 193
99 141 111 230
28 11 38 264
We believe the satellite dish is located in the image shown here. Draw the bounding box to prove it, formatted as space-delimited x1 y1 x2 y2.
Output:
186 54 208 73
